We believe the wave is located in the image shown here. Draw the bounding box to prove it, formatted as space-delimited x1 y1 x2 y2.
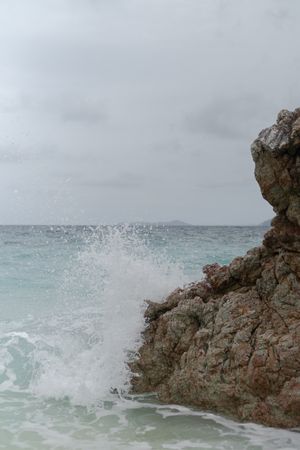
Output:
0 226 186 405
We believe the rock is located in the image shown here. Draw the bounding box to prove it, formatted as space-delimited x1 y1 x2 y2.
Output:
130 109 300 428
252 108 300 224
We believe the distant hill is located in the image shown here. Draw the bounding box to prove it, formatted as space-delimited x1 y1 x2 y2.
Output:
155 220 191 226
134 220 192 226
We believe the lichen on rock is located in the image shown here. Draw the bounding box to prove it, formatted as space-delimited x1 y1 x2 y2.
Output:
131 108 300 428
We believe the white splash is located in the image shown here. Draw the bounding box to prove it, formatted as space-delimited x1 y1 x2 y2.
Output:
30 226 186 405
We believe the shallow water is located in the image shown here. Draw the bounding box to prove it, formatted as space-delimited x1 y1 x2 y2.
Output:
0 224 299 450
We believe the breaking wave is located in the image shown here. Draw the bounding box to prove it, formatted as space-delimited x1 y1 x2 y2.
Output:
0 226 186 405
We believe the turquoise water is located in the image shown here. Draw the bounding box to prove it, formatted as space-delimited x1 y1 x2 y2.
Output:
0 225 299 450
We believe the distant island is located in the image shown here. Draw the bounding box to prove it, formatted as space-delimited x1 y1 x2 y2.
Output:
133 220 192 226
154 220 192 226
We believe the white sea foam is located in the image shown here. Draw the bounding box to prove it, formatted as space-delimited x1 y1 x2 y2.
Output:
29 226 186 405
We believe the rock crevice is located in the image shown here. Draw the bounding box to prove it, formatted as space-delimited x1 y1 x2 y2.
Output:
131 109 300 428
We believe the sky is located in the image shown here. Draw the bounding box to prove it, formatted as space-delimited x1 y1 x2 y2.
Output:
0 0 299 225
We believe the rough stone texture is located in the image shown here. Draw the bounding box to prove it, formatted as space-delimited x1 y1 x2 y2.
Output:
131 109 300 428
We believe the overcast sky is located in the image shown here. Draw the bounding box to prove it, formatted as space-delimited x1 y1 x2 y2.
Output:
0 0 299 225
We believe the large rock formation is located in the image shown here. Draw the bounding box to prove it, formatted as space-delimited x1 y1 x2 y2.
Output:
131 108 300 428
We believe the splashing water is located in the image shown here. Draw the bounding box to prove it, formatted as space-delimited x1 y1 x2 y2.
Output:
27 226 186 405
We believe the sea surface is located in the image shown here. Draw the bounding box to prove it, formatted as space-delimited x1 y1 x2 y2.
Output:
0 224 299 450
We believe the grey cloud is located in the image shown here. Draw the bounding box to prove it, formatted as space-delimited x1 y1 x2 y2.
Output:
16 92 108 125
0 149 23 163
264 2 291 24
0 95 20 114
61 99 107 124
184 95 268 140
152 140 184 155
268 8 290 21
78 172 144 189
196 179 253 189
0 146 42 163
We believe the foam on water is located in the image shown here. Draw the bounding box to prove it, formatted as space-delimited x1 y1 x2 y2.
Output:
1 226 186 405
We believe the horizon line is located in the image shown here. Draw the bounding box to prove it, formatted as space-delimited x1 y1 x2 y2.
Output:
0 222 271 227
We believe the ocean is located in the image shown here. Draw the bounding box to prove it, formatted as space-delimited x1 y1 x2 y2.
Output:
0 224 299 450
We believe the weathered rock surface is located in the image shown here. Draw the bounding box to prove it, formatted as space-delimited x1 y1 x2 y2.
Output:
131 109 300 428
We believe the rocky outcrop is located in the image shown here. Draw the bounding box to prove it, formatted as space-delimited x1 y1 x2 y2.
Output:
131 108 300 428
